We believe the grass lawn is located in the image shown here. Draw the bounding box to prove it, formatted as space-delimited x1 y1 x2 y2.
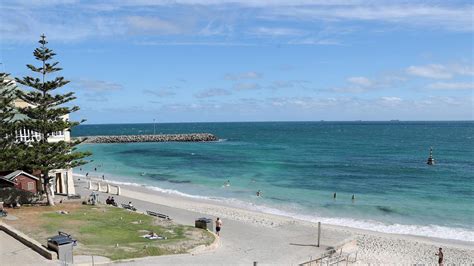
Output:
3 203 215 260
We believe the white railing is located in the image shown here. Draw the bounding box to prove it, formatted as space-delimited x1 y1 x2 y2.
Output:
15 127 65 143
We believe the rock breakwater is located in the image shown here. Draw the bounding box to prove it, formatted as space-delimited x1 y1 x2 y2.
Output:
77 133 218 143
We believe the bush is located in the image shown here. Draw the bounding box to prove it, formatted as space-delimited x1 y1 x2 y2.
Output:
0 187 40 205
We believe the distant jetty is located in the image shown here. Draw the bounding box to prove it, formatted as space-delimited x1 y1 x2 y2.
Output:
77 133 218 144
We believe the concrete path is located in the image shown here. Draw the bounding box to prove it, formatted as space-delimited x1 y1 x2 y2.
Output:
0 230 58 266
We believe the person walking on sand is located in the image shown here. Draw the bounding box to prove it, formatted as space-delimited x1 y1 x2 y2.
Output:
435 247 444 265
215 217 223 236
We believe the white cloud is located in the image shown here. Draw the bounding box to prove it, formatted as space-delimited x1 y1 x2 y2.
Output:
287 38 341 45
428 82 474 90
126 16 183 35
268 4 473 31
332 76 375 93
194 88 232 98
248 27 306 36
133 41 255 46
233 82 261 90
72 79 123 92
451 64 474 76
406 64 453 79
88 0 363 8
269 80 310 89
406 63 473 79
225 72 263 80
332 86 368 93
12 0 78 5
379 96 402 107
143 88 177 97
2 1 472 44
199 21 233 36
348 76 372 87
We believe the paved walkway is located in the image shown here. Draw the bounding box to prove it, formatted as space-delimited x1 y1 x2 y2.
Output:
0 230 57 266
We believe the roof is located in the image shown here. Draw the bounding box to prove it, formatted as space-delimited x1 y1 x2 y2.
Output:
1 170 39 182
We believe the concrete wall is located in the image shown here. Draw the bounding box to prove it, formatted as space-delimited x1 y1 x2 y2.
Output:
0 223 57 260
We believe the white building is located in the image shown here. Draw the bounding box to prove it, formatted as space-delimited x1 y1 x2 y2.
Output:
10 88 76 196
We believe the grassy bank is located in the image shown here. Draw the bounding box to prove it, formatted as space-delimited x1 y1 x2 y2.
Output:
3 203 215 260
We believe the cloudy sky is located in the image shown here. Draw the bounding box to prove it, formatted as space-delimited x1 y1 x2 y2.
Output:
1 0 472 123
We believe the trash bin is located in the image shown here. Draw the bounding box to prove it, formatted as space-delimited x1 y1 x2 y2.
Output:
195 217 213 231
47 231 76 264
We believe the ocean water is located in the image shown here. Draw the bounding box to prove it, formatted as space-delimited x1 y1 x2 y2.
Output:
73 121 474 241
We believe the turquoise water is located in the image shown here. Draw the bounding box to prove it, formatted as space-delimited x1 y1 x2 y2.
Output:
73 122 474 241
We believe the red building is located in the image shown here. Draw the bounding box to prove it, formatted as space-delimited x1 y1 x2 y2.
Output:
0 170 39 194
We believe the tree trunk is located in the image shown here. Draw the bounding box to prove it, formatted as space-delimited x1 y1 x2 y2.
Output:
43 174 55 206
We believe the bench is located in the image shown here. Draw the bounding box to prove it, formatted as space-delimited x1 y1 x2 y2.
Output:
121 204 137 211
146 210 171 220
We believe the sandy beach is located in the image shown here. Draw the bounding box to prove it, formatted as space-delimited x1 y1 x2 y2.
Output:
72 175 474 265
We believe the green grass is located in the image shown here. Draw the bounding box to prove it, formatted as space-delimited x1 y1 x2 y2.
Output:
37 205 214 260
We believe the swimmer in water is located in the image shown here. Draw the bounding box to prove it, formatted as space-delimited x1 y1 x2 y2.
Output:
256 190 262 197
224 180 230 187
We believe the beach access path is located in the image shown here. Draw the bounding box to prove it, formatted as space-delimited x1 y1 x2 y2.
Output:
74 177 349 265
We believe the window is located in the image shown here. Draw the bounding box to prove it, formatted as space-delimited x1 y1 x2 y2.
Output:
27 182 34 190
51 131 64 137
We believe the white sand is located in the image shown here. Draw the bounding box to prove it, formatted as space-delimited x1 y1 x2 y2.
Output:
74 176 474 265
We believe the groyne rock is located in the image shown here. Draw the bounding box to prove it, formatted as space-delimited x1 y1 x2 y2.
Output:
77 133 218 144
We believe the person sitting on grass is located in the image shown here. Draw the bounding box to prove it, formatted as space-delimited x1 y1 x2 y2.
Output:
110 197 117 206
106 196 111 204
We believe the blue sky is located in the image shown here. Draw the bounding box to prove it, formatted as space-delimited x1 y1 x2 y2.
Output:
1 0 473 123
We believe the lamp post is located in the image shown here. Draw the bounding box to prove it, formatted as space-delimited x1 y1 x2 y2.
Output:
153 119 156 135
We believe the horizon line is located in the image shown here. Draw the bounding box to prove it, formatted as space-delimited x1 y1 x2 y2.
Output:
77 120 474 126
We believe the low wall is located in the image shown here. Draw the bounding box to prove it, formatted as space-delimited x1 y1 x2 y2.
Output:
77 133 218 143
0 222 57 260
88 181 121 195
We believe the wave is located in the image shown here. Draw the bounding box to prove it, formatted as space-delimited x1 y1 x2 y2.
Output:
215 197 474 242
74 173 474 242
97 179 223 201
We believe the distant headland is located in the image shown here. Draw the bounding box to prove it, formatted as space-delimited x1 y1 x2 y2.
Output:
76 133 218 143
